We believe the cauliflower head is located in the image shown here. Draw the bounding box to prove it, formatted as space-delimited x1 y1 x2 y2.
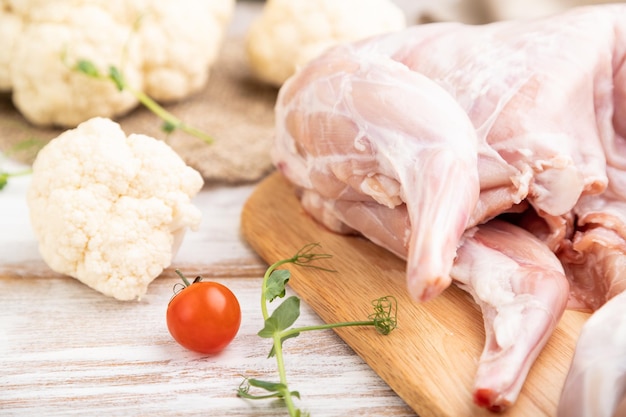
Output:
1 0 235 127
27 117 204 301
246 0 406 86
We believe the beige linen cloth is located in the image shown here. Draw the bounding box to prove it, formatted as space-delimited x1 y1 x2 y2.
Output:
0 38 278 184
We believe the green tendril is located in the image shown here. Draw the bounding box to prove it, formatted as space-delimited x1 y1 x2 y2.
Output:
369 295 398 335
0 169 30 191
0 136 44 191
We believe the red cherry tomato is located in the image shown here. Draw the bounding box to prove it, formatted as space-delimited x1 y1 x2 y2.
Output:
166 278 241 354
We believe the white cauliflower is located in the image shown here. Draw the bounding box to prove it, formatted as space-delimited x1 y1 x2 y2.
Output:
0 0 21 90
27 117 204 301
1 0 234 127
245 0 406 87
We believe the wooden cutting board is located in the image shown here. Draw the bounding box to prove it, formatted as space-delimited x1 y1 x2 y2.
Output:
240 171 590 417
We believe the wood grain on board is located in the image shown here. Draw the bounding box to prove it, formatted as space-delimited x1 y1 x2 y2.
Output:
240 171 590 417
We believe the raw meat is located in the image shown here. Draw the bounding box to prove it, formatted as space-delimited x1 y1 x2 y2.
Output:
274 46 481 302
557 291 626 417
272 3 626 413
361 6 618 218
452 220 569 412
275 4 626 301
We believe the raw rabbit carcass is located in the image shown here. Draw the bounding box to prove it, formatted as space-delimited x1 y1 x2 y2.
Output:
272 3 626 413
274 4 626 303
274 47 481 303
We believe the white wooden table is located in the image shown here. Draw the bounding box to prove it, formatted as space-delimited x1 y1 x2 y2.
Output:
0 157 416 417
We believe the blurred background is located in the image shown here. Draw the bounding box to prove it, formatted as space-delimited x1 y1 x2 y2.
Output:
392 0 625 24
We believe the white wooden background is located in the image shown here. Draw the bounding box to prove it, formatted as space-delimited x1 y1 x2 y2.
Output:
0 166 416 417
0 4 423 416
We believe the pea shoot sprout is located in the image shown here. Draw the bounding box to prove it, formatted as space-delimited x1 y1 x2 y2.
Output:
237 243 398 417
73 59 214 145
0 137 44 191
0 169 31 191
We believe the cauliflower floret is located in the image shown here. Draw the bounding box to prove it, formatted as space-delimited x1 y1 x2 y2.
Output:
1 0 235 127
0 0 21 91
11 4 142 127
27 117 204 301
246 0 406 86
138 0 235 101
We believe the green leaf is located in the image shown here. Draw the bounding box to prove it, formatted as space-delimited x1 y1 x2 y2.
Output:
75 59 101 78
271 296 300 331
108 66 125 91
237 378 285 400
266 269 290 302
237 389 283 400
247 378 287 393
257 317 279 338
257 296 300 338
161 120 178 134
267 332 300 358
237 378 301 400
246 379 301 400
0 173 8 190
5 137 45 156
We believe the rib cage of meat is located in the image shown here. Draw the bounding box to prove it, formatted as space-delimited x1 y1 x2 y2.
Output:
272 4 626 415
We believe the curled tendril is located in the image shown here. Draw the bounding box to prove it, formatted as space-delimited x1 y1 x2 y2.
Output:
237 378 251 395
369 295 398 335
168 270 204 303
290 242 336 272
168 282 187 304
172 282 186 295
